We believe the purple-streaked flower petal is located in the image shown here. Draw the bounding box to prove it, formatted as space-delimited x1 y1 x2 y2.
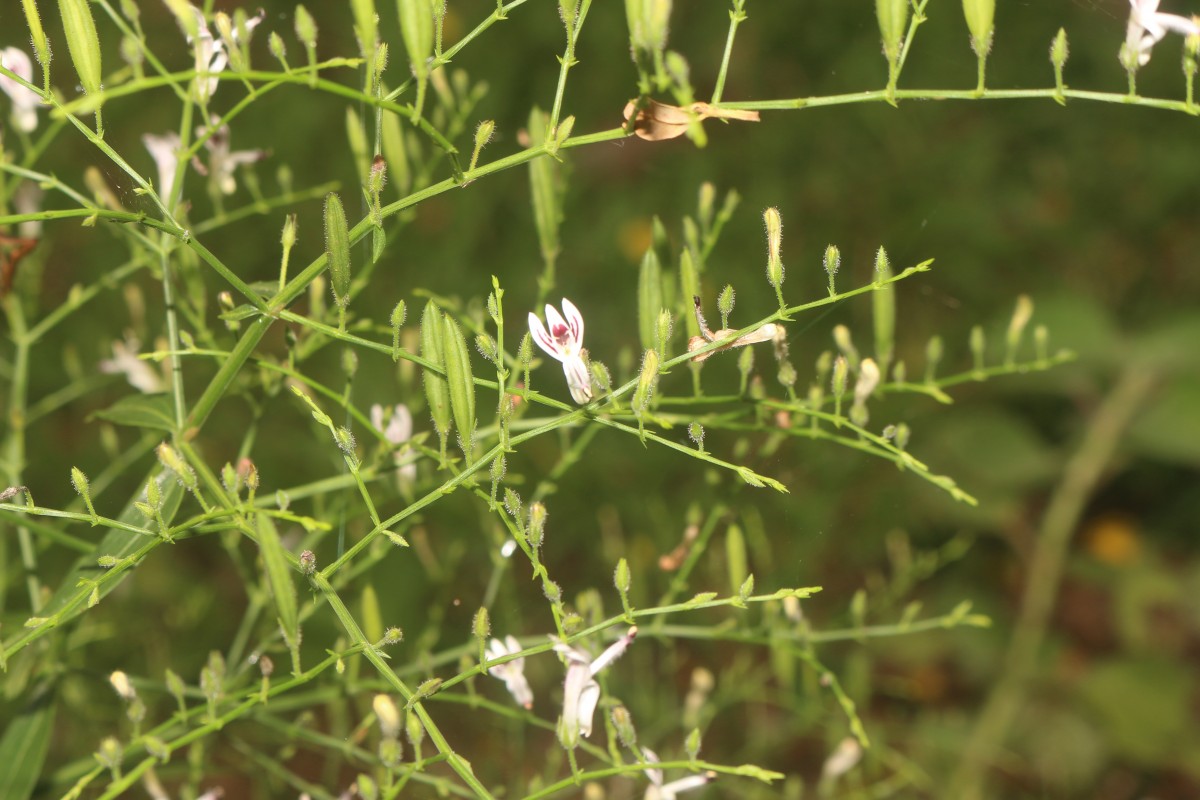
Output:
562 356 593 404
561 297 585 348
528 311 563 361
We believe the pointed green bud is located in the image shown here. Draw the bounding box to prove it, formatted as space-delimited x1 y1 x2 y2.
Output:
815 350 833 382
832 355 849 400
71 467 98 522
962 0 995 57
59 0 103 98
737 345 754 393
925 335 943 383
334 426 356 457
777 360 797 390
221 462 240 495
528 501 547 549
688 421 705 451
351 0 379 58
489 453 507 485
323 193 352 308
717 284 735 328
876 0 908 67
685 727 702 761
383 626 404 644
590 360 613 397
472 606 490 643
637 247 663 352
633 348 659 416
156 443 196 491
22 0 52 73
894 422 911 450
406 710 426 750
1005 294 1033 366
294 5 318 49
970 325 986 374
441 314 477 464
654 308 673 361
470 119 495 171
398 0 434 79
475 332 498 365
833 324 860 370
357 774 378 800
96 736 124 773
763 207 784 289
341 348 359 380
1051 28 1069 72
873 247 895 377
726 524 748 596
892 360 906 383
611 705 638 750
299 549 316 575
1034 324 1049 362
503 487 522 520
614 557 631 594
269 30 288 65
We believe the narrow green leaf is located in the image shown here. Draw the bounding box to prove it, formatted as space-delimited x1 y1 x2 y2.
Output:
256 514 299 655
637 247 663 351
441 314 476 464
527 106 562 267
0 681 55 800
90 394 175 432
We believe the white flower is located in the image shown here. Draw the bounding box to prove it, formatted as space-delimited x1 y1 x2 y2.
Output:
14 180 43 239
1124 0 1200 66
642 748 715 800
853 358 880 405
370 403 417 485
184 4 263 103
528 298 594 404
143 132 183 203
99 335 165 394
0 47 40 133
109 670 137 701
485 635 534 709
820 736 863 783
192 118 266 195
553 626 637 747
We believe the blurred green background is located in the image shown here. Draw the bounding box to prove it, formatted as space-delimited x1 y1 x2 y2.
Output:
4 0 1200 798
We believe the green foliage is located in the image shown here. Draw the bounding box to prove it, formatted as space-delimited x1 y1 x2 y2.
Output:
2 2 1198 799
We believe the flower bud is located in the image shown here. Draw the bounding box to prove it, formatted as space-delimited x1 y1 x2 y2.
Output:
612 705 638 749
110 670 137 701
373 694 401 738
925 334 943 383
633 348 659 417
473 606 490 642
383 627 404 645
528 501 547 549
832 355 849 399
853 358 881 406
688 421 705 450
60 0 104 98
763 207 784 290
299 549 316 575
613 557 631 594
970 325 986 373
962 0 995 57
1005 294 1033 366
294 5 318 49
685 728 702 761
876 0 909 68
269 31 287 64
1051 28 1069 72
833 324 859 370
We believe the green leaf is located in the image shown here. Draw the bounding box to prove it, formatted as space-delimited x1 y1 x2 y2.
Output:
441 314 476 465
637 246 663 352
91 394 176 432
256 515 300 656
0 681 56 800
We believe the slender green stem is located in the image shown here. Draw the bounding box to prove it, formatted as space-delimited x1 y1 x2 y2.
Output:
711 0 747 105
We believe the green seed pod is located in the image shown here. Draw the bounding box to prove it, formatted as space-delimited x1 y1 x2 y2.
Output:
323 193 351 308
420 301 452 441
613 558 631 594
398 0 434 79
763 207 784 289
294 5 317 49
1050 28 1069 72
962 0 995 57
726 524 748 597
22 0 52 71
876 0 908 67
58 0 103 97
633 348 659 417
351 0 379 59
637 246 663 351
654 308 673 361
441 314 477 463
717 284 735 326
873 246 895 378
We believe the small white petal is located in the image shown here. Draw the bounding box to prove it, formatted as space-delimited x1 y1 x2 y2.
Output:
528 312 564 362
560 297 585 347
588 626 637 676
576 677 600 737
562 356 594 404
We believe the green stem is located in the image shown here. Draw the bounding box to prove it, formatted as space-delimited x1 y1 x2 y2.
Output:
946 366 1157 799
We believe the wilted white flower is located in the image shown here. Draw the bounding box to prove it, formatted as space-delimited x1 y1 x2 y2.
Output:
372 694 401 738
192 118 266 195
0 47 40 133
820 736 863 783
183 4 263 102
853 358 881 406
486 635 533 709
687 296 782 363
143 132 183 203
370 403 417 486
109 670 137 701
553 627 637 747
1123 0 1200 66
528 298 593 404
99 335 165 394
642 748 715 800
